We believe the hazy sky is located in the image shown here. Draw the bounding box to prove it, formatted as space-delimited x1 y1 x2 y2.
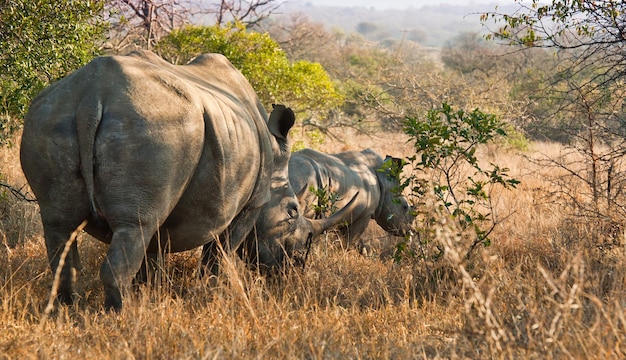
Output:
292 0 501 10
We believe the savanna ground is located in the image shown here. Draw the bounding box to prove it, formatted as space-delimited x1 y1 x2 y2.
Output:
1 128 625 359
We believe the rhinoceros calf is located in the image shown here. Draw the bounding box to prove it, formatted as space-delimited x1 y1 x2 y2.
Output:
289 148 414 251
20 50 353 311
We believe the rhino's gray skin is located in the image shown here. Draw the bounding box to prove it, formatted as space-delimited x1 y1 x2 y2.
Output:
289 148 414 249
20 50 352 311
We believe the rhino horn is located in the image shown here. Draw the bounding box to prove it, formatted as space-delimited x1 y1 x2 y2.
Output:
295 183 308 201
308 191 360 238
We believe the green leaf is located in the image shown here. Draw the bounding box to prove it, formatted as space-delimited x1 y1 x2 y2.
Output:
155 23 343 119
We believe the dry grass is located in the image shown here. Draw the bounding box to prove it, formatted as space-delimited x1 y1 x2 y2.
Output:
1 130 625 359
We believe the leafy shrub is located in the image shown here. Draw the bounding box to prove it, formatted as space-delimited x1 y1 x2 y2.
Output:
392 102 520 261
156 23 343 121
0 0 105 144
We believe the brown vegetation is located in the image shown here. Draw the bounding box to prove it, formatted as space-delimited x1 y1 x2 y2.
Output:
1 130 625 358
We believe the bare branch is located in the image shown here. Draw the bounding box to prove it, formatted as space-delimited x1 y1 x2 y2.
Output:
106 0 198 52
0 182 37 202
210 0 282 28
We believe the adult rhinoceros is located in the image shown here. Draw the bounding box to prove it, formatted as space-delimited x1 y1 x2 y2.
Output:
20 50 353 311
289 148 414 250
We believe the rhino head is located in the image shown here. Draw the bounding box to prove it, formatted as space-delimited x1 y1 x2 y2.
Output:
374 156 415 237
242 105 357 270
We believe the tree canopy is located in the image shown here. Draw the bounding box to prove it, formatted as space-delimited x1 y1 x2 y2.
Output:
0 0 106 142
481 0 626 233
156 23 343 120
482 0 626 104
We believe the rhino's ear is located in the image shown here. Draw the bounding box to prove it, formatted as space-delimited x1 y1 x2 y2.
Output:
385 155 404 169
391 156 404 169
268 104 295 141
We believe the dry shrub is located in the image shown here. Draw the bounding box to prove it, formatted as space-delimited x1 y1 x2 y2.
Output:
455 243 626 358
447 142 626 358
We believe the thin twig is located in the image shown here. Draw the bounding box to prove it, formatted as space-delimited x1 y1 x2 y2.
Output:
0 182 37 202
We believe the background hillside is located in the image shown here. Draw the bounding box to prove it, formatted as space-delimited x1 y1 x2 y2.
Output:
289 0 495 9
271 1 504 47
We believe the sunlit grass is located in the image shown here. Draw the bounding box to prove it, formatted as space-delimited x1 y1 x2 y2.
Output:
1 130 625 358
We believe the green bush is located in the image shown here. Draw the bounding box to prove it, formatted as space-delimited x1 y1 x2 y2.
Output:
156 23 343 120
0 0 106 144
393 102 520 261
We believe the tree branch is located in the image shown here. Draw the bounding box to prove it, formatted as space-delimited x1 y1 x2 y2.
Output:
0 182 37 202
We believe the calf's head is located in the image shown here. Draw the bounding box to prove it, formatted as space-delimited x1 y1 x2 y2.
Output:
374 156 415 237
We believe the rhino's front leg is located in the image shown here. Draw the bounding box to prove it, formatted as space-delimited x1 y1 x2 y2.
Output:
133 251 161 285
100 227 153 311
341 216 369 250
200 241 221 278
200 207 261 277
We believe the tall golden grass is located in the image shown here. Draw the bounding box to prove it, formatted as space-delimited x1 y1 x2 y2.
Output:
1 130 625 359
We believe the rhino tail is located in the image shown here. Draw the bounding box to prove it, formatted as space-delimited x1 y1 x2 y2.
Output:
76 98 103 219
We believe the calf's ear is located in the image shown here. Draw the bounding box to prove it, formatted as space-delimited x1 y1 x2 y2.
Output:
384 155 405 169
268 104 295 141
391 156 404 169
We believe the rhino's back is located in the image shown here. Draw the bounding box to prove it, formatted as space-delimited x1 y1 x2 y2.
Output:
289 148 381 219
292 148 382 187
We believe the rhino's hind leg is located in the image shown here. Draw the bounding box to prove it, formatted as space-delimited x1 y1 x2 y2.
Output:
36 190 90 307
21 132 89 307
41 222 84 306
100 226 155 311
